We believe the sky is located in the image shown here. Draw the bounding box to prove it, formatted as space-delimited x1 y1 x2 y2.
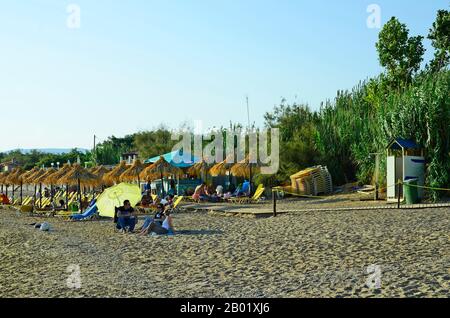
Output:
0 0 448 151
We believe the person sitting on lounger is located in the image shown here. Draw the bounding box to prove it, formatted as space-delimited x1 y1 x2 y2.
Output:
237 180 251 197
117 200 137 233
140 191 153 208
0 192 10 205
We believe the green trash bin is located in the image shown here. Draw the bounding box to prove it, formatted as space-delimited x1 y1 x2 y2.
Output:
404 179 419 205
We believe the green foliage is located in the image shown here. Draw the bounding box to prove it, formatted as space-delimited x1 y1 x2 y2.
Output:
376 17 425 88
0 149 91 170
428 9 450 72
134 127 177 159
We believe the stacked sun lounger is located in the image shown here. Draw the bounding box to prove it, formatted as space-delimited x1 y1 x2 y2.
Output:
290 166 333 196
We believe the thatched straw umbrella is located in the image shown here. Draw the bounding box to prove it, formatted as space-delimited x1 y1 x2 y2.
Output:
0 171 11 197
25 168 47 208
44 163 72 208
139 156 182 197
5 167 26 204
230 156 260 195
103 161 128 185
209 155 240 191
18 167 39 204
187 156 214 183
33 168 58 206
120 159 146 185
58 164 98 211
91 166 112 189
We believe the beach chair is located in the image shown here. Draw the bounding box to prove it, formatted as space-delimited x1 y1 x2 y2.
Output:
167 196 184 213
22 197 32 206
20 205 33 213
228 185 265 204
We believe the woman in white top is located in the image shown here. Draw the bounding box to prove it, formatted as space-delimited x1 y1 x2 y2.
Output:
149 210 175 235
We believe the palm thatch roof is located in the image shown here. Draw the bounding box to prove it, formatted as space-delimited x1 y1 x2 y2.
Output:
5 167 26 185
25 169 47 185
186 155 215 177
91 166 112 186
58 164 98 186
19 167 39 184
0 171 11 184
45 163 72 185
120 159 146 182
139 156 183 181
34 168 57 184
209 154 237 177
103 161 128 184
230 156 260 178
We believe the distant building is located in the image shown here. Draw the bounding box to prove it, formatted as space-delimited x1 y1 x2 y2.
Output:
121 152 139 165
0 158 20 172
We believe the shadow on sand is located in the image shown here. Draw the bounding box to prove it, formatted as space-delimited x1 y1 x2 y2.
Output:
175 229 223 236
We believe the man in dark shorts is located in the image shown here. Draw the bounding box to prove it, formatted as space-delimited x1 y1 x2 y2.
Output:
117 200 137 233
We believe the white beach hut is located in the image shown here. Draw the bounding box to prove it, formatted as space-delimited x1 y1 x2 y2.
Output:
386 138 425 201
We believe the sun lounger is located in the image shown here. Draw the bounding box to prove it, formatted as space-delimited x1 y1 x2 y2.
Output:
227 185 265 204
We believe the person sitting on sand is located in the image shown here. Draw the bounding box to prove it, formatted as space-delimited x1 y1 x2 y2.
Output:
117 200 137 233
137 202 166 234
140 209 175 236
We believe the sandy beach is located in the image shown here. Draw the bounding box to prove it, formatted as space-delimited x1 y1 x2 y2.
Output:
0 205 449 298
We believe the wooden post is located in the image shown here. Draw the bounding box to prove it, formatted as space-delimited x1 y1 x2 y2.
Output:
78 179 82 212
66 184 69 210
397 180 401 209
273 189 277 217
374 153 380 201
20 182 23 205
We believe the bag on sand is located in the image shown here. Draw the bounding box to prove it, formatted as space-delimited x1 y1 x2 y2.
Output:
39 222 50 232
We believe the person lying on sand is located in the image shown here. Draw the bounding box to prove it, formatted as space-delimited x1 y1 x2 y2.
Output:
116 200 137 233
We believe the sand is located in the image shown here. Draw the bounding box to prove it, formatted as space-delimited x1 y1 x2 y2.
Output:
0 206 449 298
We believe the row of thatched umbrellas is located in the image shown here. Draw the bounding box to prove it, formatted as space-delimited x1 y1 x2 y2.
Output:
0 155 258 209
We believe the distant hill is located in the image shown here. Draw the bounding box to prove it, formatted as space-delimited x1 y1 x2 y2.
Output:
3 148 89 155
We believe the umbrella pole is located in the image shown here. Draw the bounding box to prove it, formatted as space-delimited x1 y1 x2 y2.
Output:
20 182 23 205
12 185 15 204
39 183 42 208
78 179 82 212
66 184 69 210
33 185 37 207
249 165 253 196
161 172 165 198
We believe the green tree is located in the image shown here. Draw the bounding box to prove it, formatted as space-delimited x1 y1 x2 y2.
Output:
376 17 425 88
428 9 450 72
134 127 176 159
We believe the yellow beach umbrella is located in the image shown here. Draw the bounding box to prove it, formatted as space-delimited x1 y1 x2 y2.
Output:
97 183 142 218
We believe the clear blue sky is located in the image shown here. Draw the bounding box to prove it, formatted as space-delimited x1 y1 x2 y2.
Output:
1 0 448 151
